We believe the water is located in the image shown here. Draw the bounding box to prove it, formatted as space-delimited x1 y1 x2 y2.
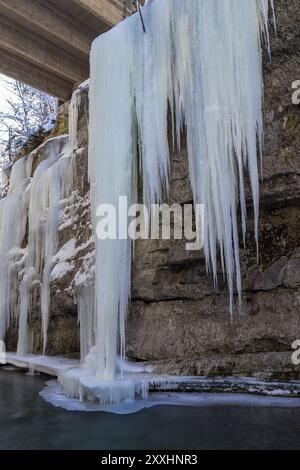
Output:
1 369 300 450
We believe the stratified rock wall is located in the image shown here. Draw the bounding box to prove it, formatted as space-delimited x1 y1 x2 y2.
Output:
128 0 300 378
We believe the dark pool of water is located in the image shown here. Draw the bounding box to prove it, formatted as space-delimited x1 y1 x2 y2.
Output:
1 369 300 450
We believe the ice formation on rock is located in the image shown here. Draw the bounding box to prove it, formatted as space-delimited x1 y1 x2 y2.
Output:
0 134 73 355
0 0 273 408
77 285 95 363
69 79 89 153
0 156 33 341
87 0 273 394
17 136 72 354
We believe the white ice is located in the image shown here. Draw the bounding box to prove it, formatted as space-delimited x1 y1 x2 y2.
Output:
17 136 73 355
0 0 274 408
85 0 273 403
40 380 300 415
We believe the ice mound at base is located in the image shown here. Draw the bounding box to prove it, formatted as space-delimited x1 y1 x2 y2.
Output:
58 347 167 406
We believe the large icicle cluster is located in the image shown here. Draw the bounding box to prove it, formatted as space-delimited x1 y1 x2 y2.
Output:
17 136 72 355
0 135 73 355
88 0 272 386
0 156 32 341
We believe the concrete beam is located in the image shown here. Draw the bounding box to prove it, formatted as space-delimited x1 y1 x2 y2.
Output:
0 48 73 101
0 17 88 83
72 0 124 26
0 0 94 56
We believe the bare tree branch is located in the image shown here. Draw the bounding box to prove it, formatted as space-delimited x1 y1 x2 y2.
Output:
0 77 57 164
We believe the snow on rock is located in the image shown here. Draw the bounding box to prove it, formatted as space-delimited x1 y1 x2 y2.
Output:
51 237 77 282
72 250 95 288
51 261 75 282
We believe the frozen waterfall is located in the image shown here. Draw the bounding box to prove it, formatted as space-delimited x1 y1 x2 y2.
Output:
87 0 273 392
17 136 72 355
0 0 273 407
0 134 73 355
0 156 33 341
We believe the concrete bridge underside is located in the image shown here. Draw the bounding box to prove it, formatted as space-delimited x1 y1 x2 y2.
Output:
0 0 130 100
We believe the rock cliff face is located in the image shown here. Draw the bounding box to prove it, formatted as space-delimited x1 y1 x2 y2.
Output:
5 0 300 378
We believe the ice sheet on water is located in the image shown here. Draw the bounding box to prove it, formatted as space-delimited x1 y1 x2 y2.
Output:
40 380 300 415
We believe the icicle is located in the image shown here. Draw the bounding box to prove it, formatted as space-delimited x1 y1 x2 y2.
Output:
173 0 269 313
0 168 8 191
134 0 174 206
0 156 32 341
17 136 72 355
89 17 137 380
69 89 80 151
17 267 36 355
0 94 80 355
69 80 90 152
77 284 96 363
72 0 272 403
